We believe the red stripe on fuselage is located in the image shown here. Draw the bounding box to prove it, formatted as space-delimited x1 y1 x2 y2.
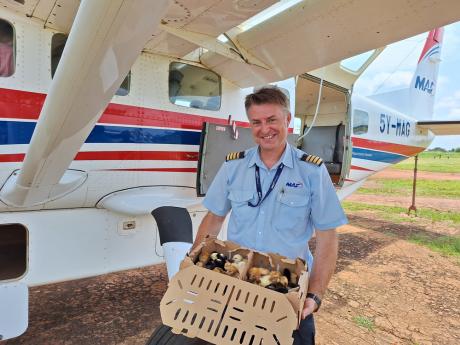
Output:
75 151 199 161
350 165 374 172
352 137 425 156
0 153 25 162
0 151 199 163
101 168 197 172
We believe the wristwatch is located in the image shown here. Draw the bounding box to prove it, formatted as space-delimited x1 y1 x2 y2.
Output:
306 292 322 312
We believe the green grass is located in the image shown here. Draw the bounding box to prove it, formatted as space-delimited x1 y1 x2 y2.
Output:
358 179 460 199
353 316 375 331
409 234 460 257
393 151 460 173
342 202 460 225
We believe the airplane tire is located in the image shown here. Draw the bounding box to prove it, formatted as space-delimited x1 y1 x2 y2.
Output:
146 324 211 345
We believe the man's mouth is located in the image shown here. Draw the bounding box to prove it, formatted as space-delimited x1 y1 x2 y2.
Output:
262 134 275 139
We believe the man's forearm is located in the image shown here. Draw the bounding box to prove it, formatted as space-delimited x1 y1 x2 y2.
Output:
307 229 338 297
191 211 226 251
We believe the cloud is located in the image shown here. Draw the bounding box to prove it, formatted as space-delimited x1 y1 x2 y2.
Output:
448 108 460 117
434 89 460 119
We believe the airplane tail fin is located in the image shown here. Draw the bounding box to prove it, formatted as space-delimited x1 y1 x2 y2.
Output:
408 27 443 119
368 28 443 120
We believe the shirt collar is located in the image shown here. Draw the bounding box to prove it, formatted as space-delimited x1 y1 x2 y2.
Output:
247 143 294 170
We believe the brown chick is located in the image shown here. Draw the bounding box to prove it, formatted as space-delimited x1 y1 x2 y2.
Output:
213 267 226 274
280 276 289 287
198 250 210 264
248 267 270 283
224 264 239 278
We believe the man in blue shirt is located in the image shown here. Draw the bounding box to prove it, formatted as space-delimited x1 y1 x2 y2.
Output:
192 86 348 344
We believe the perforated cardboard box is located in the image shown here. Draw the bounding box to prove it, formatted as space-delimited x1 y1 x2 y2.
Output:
160 239 308 345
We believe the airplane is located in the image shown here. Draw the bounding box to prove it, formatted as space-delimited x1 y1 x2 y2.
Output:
1 0 460 342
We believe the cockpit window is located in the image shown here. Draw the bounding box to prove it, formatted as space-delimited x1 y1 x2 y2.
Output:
169 62 221 111
0 19 15 77
51 33 131 96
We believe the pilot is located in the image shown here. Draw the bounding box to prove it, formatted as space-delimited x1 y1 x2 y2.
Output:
192 86 347 344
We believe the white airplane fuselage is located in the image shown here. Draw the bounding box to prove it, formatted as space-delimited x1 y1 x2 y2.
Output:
0 10 439 288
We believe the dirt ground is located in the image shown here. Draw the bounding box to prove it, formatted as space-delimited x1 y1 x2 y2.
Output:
2 169 459 345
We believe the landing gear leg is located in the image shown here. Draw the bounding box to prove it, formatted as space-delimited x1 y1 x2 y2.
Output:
408 154 418 215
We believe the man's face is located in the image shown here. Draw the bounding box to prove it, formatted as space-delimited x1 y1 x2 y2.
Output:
247 103 291 153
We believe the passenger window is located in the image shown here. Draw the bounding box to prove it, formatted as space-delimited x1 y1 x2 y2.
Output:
169 62 221 111
0 19 15 77
51 33 131 96
353 110 369 134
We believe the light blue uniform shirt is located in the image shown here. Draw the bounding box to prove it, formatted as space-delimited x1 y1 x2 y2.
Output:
203 144 348 270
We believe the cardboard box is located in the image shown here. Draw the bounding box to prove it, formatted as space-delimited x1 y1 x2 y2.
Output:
160 239 308 345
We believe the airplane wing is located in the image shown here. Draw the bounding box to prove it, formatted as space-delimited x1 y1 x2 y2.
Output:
416 120 460 135
3 0 460 88
196 0 460 87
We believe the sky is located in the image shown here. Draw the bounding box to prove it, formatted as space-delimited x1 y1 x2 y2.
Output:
353 21 460 150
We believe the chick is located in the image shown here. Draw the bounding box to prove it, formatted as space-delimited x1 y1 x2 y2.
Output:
224 262 239 277
289 272 299 288
198 250 210 264
213 267 226 274
210 252 219 261
269 271 283 282
234 261 246 273
259 274 272 287
280 275 289 287
232 254 243 264
248 267 270 283
283 268 299 288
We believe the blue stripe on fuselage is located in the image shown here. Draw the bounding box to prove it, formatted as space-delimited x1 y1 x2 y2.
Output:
352 147 406 164
0 121 201 145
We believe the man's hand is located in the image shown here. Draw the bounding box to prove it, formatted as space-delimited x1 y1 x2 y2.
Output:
302 297 318 319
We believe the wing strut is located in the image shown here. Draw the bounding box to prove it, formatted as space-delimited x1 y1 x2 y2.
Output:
0 0 171 207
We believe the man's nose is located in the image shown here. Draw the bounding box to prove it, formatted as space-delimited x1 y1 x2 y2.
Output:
260 121 269 132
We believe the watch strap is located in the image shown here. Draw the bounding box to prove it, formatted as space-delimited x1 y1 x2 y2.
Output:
306 292 322 312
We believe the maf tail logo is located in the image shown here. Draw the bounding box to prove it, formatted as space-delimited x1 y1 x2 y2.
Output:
414 76 434 94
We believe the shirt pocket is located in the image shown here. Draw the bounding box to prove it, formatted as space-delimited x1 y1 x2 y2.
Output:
273 191 309 236
228 190 257 224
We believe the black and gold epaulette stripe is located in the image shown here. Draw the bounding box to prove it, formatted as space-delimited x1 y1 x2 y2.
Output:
225 151 245 162
300 154 323 166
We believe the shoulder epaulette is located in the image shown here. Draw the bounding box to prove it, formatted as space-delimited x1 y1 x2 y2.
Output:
225 151 245 162
300 154 323 166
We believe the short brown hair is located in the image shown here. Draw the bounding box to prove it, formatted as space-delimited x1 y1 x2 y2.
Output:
245 86 289 114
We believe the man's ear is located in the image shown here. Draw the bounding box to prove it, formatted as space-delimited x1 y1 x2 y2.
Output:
286 112 292 126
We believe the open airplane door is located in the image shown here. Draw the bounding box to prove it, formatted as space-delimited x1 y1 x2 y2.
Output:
295 49 384 186
197 124 298 196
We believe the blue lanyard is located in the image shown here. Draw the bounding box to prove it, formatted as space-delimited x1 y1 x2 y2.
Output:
248 163 284 208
